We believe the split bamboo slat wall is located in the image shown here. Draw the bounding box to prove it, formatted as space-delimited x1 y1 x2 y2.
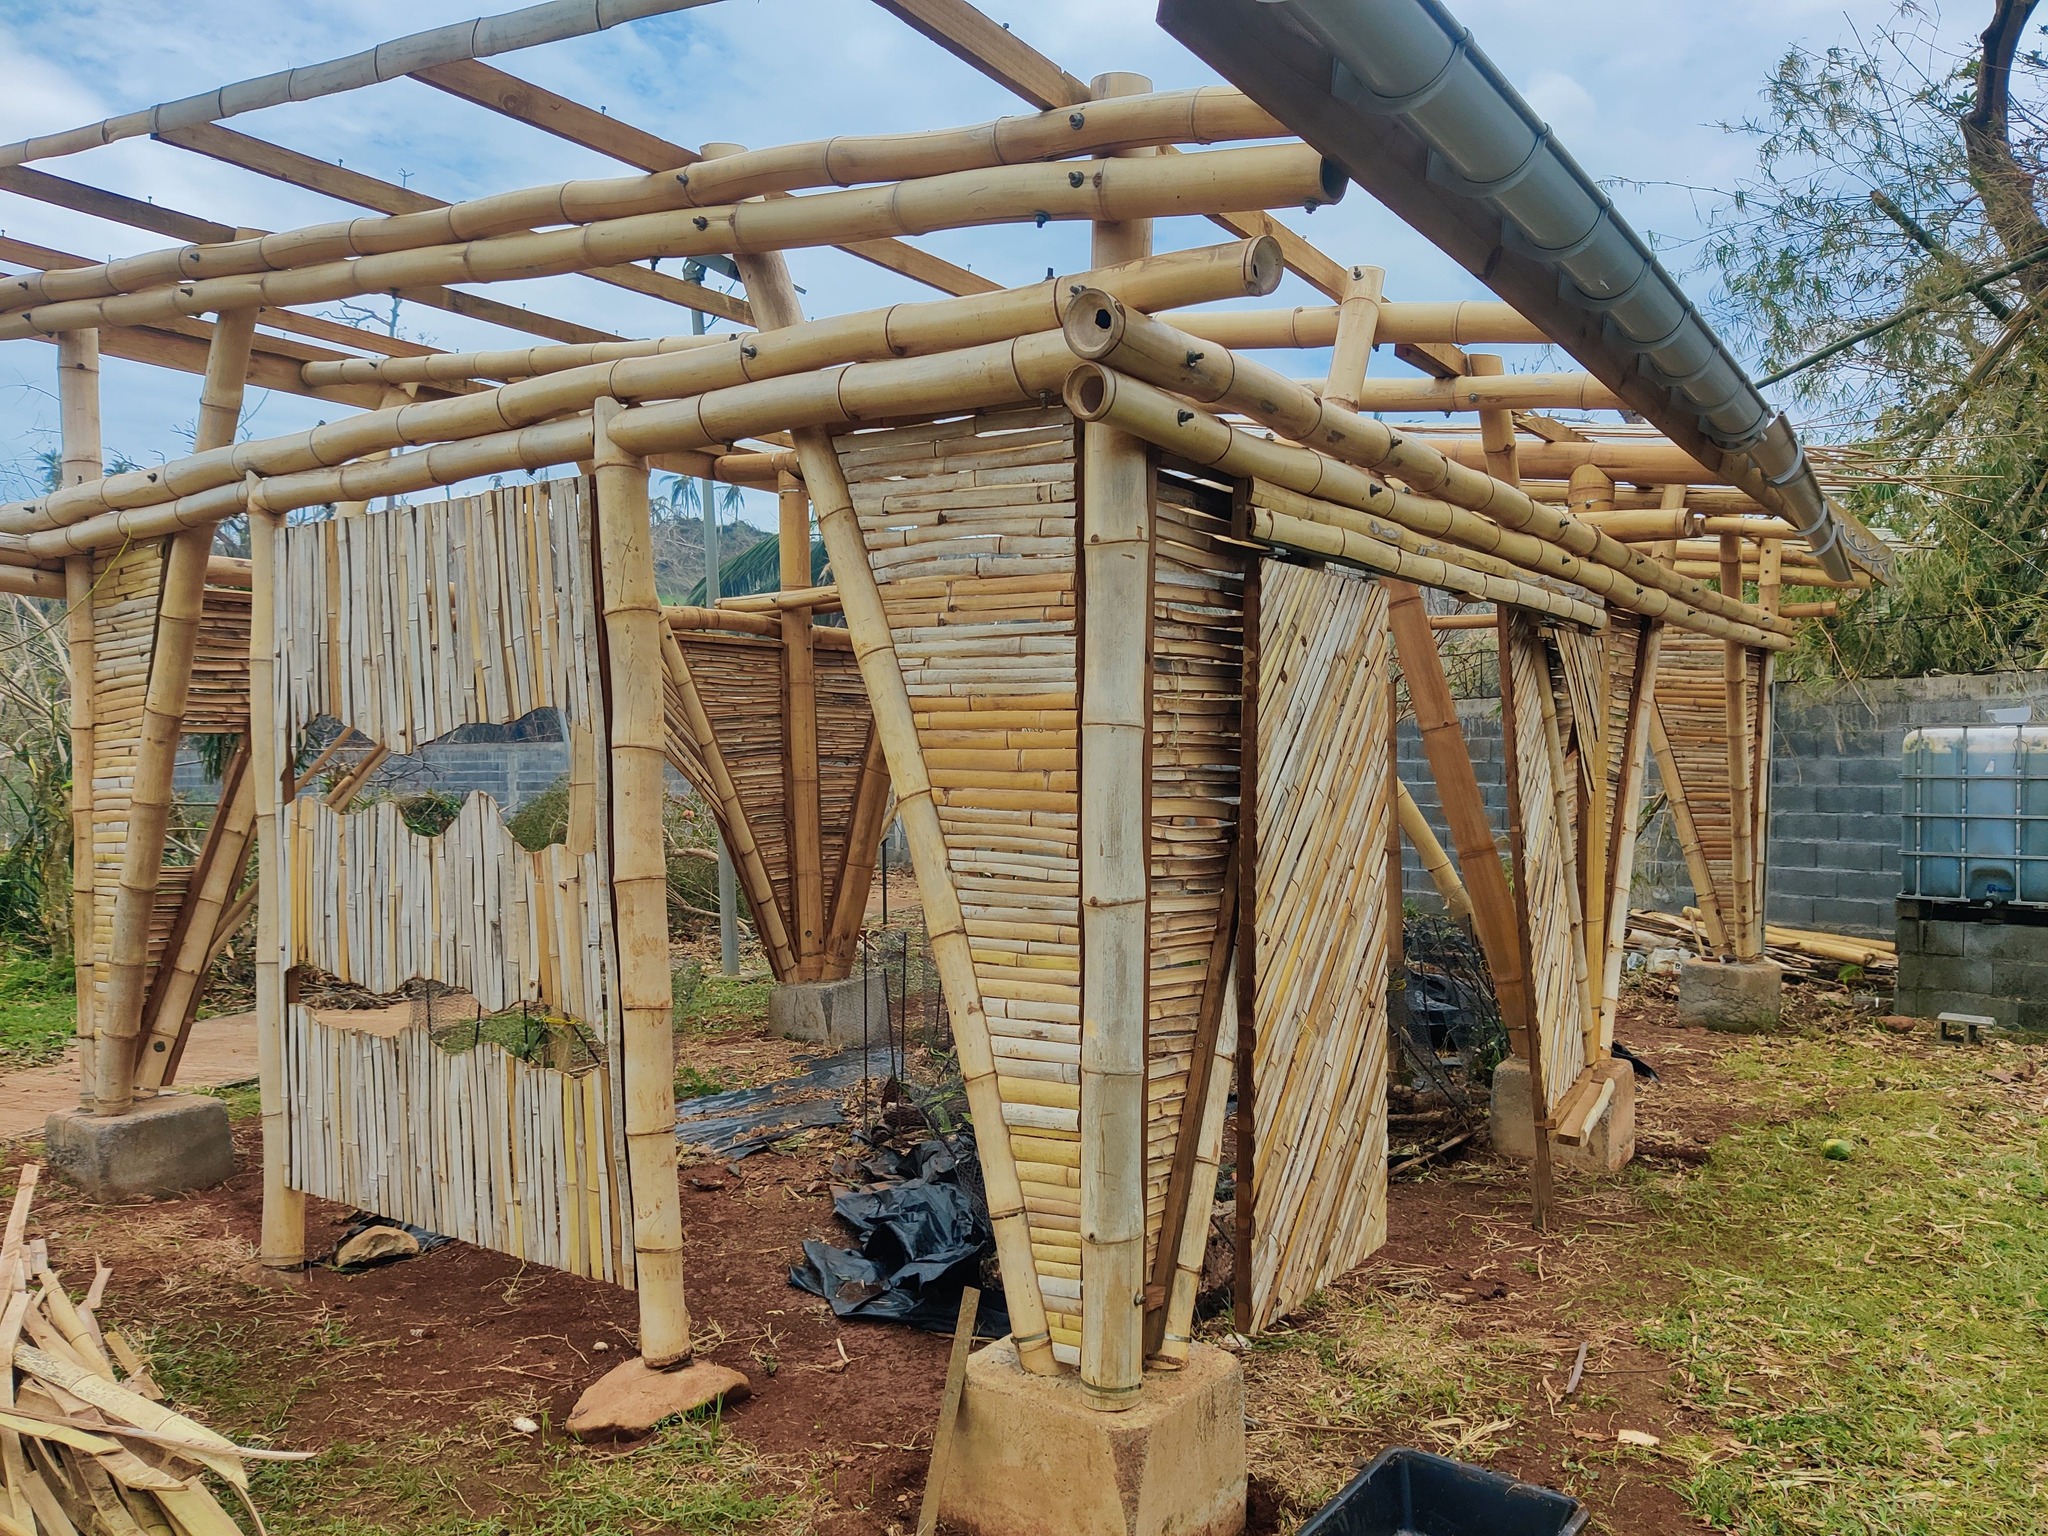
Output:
280 1003 628 1283
86 543 162 1025
838 404 1084 1362
185 585 251 732
1505 616 1588 1115
1248 561 1392 1330
1145 479 1243 1268
663 630 873 975
268 476 630 1283
1652 629 1767 952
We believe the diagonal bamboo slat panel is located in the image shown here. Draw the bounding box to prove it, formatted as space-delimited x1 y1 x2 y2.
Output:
1248 561 1392 1329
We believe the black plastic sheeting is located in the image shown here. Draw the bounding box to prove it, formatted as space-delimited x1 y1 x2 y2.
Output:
789 1133 1010 1338
675 1044 896 1158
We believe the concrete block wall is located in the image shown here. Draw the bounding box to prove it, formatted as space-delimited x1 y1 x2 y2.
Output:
1895 907 2048 1032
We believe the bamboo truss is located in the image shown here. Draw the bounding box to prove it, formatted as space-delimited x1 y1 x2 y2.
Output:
16 0 1863 1417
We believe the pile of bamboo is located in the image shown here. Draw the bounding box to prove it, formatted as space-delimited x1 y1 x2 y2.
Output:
1 1165 307 1535
1626 907 1898 977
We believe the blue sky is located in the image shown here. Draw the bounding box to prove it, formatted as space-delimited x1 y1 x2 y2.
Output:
0 0 1973 511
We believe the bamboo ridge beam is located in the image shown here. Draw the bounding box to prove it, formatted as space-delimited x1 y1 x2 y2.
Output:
0 0 720 169
1 96 1294 315
7 239 1278 537
1065 366 1789 651
1166 301 1547 348
1061 295 1795 644
1337 372 1623 413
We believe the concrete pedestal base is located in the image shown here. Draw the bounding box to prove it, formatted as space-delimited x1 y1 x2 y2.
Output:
767 972 889 1050
1678 957 1784 1033
939 1339 1245 1536
1489 1057 1636 1173
44 1093 235 1202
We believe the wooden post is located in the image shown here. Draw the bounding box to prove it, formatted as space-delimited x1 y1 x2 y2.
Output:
249 478 305 1269
1076 68 1152 1410
593 397 693 1368
1719 533 1759 959
779 471 824 977
1385 584 1532 1057
1496 611 1553 1230
57 328 101 1109
731 246 1057 1376
96 306 256 1116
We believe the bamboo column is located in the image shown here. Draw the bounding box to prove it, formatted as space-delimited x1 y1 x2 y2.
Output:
1597 621 1664 1043
96 305 256 1116
778 470 824 977
1568 464 1617 1051
58 329 101 1108
1496 610 1554 1230
1750 539 1783 947
58 333 101 1105
731 246 1056 1375
1079 69 1153 1411
249 478 305 1269
823 727 892 975
593 397 693 1368
1719 532 1759 959
1321 265 1384 412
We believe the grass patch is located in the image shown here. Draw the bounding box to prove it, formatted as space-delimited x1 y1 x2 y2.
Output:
0 943 74 1068
1636 1031 2048 1535
671 961 773 1034
194 1080 263 1119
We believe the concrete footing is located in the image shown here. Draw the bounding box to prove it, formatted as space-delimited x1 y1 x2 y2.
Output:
938 1339 1246 1536
44 1093 235 1202
767 971 890 1050
1677 957 1784 1032
1489 1057 1636 1173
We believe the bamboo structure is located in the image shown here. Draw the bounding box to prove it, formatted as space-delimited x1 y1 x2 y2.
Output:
13 0 1880 1448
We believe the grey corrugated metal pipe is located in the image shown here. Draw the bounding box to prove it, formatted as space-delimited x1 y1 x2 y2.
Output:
1261 0 1853 581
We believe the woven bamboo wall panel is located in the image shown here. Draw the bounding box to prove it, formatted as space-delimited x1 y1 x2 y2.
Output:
1250 561 1392 1330
274 478 599 755
1146 486 1243 1269
86 542 162 1010
185 585 251 733
281 1005 627 1283
839 405 1083 1361
288 793 612 1030
1506 617 1587 1114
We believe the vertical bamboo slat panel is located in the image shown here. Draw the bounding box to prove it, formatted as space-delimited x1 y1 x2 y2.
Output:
1248 562 1392 1329
1650 629 1757 955
59 328 102 1105
593 398 692 1367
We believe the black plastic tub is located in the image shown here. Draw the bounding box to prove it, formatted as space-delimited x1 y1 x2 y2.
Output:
1296 1447 1588 1536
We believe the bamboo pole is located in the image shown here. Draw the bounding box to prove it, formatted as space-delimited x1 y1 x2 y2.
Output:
249 477 305 1268
1720 532 1759 960
1339 372 1623 413
0 146 1336 342
1320 265 1383 411
732 245 1057 1375
1496 612 1554 1231
95 306 255 1115
1598 622 1663 1045
57 328 101 1108
1395 781 1472 924
778 472 824 977
1649 707 1730 953
1059 297 1794 645
1078 70 1151 1410
823 726 891 976
1163 301 1546 350
592 397 692 1368
1750 539 1783 953
9 239 1278 539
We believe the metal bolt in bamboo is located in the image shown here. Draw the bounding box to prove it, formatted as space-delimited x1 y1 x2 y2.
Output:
731 245 1057 1375
0 146 1339 343
7 239 1279 539
95 305 256 1115
57 328 100 1106
249 477 305 1269
1059 294 1795 645
592 397 693 1367
1077 68 1151 1411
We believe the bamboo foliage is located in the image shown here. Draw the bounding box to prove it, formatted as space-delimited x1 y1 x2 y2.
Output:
1249 561 1392 1330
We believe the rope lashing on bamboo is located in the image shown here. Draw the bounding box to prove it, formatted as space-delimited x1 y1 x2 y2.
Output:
0 146 1337 343
5 240 1278 535
2 89 1285 314
1060 293 1794 644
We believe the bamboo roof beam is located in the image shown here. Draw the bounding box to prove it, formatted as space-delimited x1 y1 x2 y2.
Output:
1333 372 1624 413
155 122 755 327
1167 301 1547 349
413 59 1000 299
6 239 1278 535
0 0 720 169
2 90 1287 315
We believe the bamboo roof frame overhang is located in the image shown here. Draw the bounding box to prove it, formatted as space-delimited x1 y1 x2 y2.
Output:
1157 0 1893 586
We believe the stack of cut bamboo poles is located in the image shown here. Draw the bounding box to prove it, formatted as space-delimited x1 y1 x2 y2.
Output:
1144 483 1243 1269
1 1164 308 1534
1626 908 1898 976
1248 561 1392 1330
840 404 1083 1363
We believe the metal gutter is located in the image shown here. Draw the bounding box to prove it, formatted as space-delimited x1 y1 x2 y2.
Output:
1160 0 1888 582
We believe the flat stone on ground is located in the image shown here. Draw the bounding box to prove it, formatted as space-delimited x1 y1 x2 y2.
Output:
567 1357 751 1440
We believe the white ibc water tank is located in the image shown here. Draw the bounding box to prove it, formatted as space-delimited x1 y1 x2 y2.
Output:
1901 725 2048 906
